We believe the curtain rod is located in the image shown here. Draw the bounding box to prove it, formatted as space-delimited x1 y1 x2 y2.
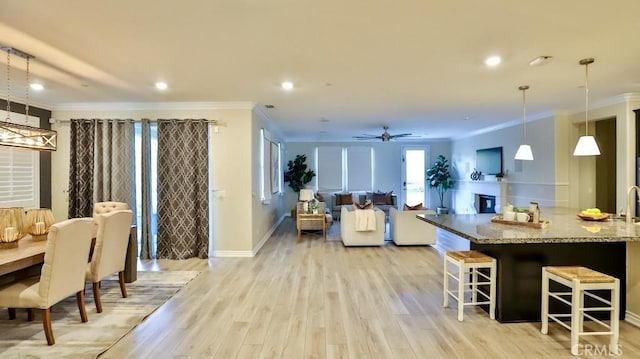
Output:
49 118 219 124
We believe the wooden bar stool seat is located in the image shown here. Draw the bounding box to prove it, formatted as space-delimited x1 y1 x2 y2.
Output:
541 266 620 356
443 250 497 321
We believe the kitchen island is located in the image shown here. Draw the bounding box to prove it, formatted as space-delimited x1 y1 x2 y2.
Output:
417 208 640 323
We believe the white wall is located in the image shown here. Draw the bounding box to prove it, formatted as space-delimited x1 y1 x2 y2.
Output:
284 140 451 211
251 109 286 251
451 116 559 212
51 103 283 257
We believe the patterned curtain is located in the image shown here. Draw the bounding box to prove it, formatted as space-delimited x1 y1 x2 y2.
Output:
68 120 94 218
67 119 136 219
93 119 136 212
139 119 154 259
156 119 209 259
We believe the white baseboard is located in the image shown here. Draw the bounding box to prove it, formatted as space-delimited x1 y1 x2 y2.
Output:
252 214 286 256
626 310 640 328
214 214 285 258
214 251 254 257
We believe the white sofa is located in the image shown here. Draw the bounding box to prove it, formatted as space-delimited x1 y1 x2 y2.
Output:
389 207 437 245
340 206 385 246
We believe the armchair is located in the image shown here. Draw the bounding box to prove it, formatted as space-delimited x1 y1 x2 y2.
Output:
340 206 385 246
389 207 437 245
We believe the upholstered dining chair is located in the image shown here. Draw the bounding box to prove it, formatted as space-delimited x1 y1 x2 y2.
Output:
0 218 95 345
93 201 129 218
86 209 134 313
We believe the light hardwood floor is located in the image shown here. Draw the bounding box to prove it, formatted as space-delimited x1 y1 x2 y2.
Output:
102 219 640 358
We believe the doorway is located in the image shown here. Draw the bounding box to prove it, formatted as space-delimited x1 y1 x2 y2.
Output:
401 146 429 208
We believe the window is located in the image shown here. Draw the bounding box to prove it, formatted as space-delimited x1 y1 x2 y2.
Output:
317 146 343 191
346 147 372 191
316 146 373 192
0 111 40 208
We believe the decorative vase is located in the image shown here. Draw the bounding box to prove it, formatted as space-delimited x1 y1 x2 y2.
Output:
436 207 449 215
25 208 55 240
0 207 27 247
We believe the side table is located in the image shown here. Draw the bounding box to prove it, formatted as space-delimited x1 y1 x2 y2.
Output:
297 213 326 240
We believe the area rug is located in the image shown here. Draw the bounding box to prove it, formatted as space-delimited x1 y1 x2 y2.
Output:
0 270 200 359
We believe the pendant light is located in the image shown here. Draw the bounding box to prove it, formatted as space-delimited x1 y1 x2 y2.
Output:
0 46 57 151
573 58 600 156
514 85 533 160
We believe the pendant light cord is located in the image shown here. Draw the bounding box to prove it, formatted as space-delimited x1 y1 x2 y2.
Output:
584 61 589 136
518 85 529 143
522 87 527 142
5 49 10 121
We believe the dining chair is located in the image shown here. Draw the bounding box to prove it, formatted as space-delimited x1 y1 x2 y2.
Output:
92 201 129 218
86 209 133 313
0 218 95 345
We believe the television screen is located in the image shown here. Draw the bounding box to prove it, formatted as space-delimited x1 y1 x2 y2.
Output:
476 147 503 175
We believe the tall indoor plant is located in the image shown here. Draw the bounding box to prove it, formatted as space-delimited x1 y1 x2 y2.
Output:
426 154 454 214
284 154 315 192
284 154 316 218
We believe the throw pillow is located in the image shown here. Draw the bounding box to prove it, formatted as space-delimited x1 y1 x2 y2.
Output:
372 192 387 205
315 192 325 202
385 191 394 205
403 203 424 211
339 193 353 205
353 201 373 210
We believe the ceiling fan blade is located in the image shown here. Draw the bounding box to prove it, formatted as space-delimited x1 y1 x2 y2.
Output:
390 133 413 138
352 134 380 139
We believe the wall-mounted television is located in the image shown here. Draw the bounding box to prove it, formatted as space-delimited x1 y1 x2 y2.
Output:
476 147 503 175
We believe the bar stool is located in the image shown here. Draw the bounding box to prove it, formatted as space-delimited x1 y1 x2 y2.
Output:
541 266 620 356
443 250 497 321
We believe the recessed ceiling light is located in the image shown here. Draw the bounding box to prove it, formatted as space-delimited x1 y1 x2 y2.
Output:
30 83 44 91
281 81 294 90
155 82 168 90
528 56 553 66
485 56 502 67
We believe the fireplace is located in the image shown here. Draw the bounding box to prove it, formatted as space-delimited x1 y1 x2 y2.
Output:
476 194 496 214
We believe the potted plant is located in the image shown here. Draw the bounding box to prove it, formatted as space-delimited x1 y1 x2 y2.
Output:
426 154 454 214
284 154 316 217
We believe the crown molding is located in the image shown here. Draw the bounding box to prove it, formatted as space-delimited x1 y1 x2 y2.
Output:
52 101 256 112
453 110 555 140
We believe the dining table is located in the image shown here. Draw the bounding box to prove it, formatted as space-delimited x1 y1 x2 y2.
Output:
0 225 138 283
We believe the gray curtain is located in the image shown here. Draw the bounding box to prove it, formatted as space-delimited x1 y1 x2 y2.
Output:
93 119 136 211
68 120 94 218
139 119 154 259
156 119 209 259
67 119 136 219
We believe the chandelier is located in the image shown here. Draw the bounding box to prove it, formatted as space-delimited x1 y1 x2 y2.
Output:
1 46 57 151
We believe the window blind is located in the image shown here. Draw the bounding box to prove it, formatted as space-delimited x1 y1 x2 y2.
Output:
346 147 372 191
317 146 342 191
0 111 40 208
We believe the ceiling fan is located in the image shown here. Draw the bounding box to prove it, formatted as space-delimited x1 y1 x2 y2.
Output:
353 126 413 142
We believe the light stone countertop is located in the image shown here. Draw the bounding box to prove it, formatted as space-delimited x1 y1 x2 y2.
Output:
416 207 640 244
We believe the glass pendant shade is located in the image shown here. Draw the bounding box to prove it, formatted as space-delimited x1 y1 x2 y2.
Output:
573 135 601 156
515 144 534 160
